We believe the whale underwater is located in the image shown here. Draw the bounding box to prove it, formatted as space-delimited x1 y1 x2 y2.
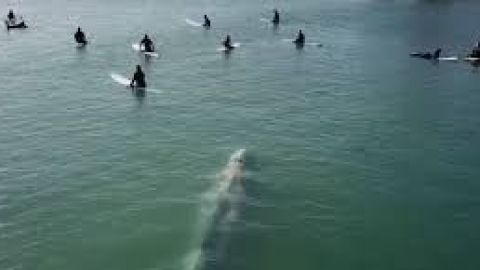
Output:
185 149 247 270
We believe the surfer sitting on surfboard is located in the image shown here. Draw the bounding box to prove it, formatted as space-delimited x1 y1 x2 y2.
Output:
294 30 305 46
468 42 480 58
140 34 155 53
74 27 87 45
203 15 211 28
223 35 234 50
272 9 280 25
410 48 441 60
130 65 147 88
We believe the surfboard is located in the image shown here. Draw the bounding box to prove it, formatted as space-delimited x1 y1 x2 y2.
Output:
110 73 162 94
307 43 323 47
185 18 203 27
111 73 132 87
132 44 159 57
438 57 458 61
464 57 480 62
260 17 279 26
5 20 27 30
76 41 87 48
260 18 271 23
217 42 241 52
282 38 322 47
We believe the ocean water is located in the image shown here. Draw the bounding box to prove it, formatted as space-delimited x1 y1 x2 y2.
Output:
1 0 480 269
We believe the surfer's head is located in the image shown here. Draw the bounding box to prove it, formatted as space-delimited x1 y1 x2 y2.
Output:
136 65 142 72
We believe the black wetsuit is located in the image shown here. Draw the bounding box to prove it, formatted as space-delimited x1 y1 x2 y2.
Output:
223 37 233 50
273 11 280 24
140 37 154 52
470 48 480 58
295 33 305 45
74 30 87 44
131 71 146 88
203 17 211 28
7 11 15 22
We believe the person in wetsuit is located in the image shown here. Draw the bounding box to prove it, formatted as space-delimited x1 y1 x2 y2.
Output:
203 15 211 28
223 34 233 50
7 9 15 22
74 27 87 45
469 42 480 58
140 34 155 53
294 30 305 45
272 9 280 25
130 65 146 88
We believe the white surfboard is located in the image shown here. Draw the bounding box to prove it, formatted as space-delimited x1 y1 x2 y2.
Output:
464 57 480 62
217 42 241 52
260 18 271 23
110 73 162 94
132 44 159 57
185 18 203 27
282 38 322 47
111 73 132 87
438 57 458 61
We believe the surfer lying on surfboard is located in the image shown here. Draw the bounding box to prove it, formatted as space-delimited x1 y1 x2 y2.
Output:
130 65 147 88
139 34 155 53
410 48 441 60
74 27 87 46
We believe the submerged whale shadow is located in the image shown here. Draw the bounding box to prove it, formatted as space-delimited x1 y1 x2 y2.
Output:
194 149 253 270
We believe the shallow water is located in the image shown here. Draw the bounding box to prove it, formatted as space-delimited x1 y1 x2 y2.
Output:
1 0 480 269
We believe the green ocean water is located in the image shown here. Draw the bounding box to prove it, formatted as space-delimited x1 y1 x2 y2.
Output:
1 0 480 269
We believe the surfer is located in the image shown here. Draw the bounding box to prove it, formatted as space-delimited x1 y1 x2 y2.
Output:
130 65 146 88
7 9 15 23
468 42 480 58
140 34 155 53
74 27 87 45
272 9 280 25
203 15 211 28
410 48 441 60
223 34 233 50
294 29 305 46
5 14 27 30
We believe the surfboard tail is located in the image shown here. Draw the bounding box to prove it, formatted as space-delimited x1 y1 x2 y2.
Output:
186 18 203 27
